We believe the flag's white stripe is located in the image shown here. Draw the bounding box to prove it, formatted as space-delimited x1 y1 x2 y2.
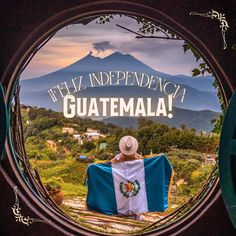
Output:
111 160 148 215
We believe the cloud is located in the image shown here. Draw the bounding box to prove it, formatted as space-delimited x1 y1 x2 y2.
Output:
21 15 205 79
92 41 117 53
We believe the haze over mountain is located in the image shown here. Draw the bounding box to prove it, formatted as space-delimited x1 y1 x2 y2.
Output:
20 51 221 131
102 108 218 132
21 51 217 93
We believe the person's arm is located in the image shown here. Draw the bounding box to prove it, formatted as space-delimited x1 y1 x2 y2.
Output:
110 156 117 163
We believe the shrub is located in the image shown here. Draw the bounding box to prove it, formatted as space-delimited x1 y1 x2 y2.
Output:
44 179 62 192
82 142 96 152
178 184 191 195
97 152 113 161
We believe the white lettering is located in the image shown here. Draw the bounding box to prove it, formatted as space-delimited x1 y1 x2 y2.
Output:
135 98 146 116
156 98 167 116
110 98 119 116
87 98 99 116
63 95 76 118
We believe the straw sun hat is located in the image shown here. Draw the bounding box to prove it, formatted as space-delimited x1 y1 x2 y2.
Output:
119 136 139 156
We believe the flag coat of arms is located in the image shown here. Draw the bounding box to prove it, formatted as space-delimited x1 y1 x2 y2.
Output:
86 154 173 215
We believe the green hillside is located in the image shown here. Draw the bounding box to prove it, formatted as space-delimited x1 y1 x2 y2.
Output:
102 108 219 132
30 158 88 197
21 105 218 208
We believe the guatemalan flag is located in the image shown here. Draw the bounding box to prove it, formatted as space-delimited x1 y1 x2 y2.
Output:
86 154 173 215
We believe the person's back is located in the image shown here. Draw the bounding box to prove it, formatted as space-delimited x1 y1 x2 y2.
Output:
86 136 173 220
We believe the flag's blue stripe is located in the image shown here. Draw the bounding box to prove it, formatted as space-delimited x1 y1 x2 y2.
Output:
86 162 117 215
144 155 173 212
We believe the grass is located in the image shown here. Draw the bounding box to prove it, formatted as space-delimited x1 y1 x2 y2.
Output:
167 149 204 161
29 148 215 200
60 182 87 197
30 157 89 197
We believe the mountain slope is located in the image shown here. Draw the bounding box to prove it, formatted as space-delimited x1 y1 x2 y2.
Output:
20 51 221 111
20 84 221 112
21 51 217 93
102 108 219 132
20 85 219 132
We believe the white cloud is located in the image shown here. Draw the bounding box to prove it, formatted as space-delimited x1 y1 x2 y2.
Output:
21 15 202 79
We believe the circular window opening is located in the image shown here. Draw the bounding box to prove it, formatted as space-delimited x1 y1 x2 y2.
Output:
7 12 224 235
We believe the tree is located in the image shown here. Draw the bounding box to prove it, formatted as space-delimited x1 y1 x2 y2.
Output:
138 117 154 129
82 141 96 153
137 126 153 154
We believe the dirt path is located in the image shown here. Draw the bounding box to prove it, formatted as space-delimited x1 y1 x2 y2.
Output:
62 197 165 233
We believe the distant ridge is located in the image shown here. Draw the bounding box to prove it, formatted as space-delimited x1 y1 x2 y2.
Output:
102 107 219 132
19 51 221 131
21 51 217 92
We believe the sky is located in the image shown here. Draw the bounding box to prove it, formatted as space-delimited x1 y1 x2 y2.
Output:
21 15 203 80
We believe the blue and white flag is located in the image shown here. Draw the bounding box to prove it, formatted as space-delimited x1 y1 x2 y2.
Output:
86 154 173 215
